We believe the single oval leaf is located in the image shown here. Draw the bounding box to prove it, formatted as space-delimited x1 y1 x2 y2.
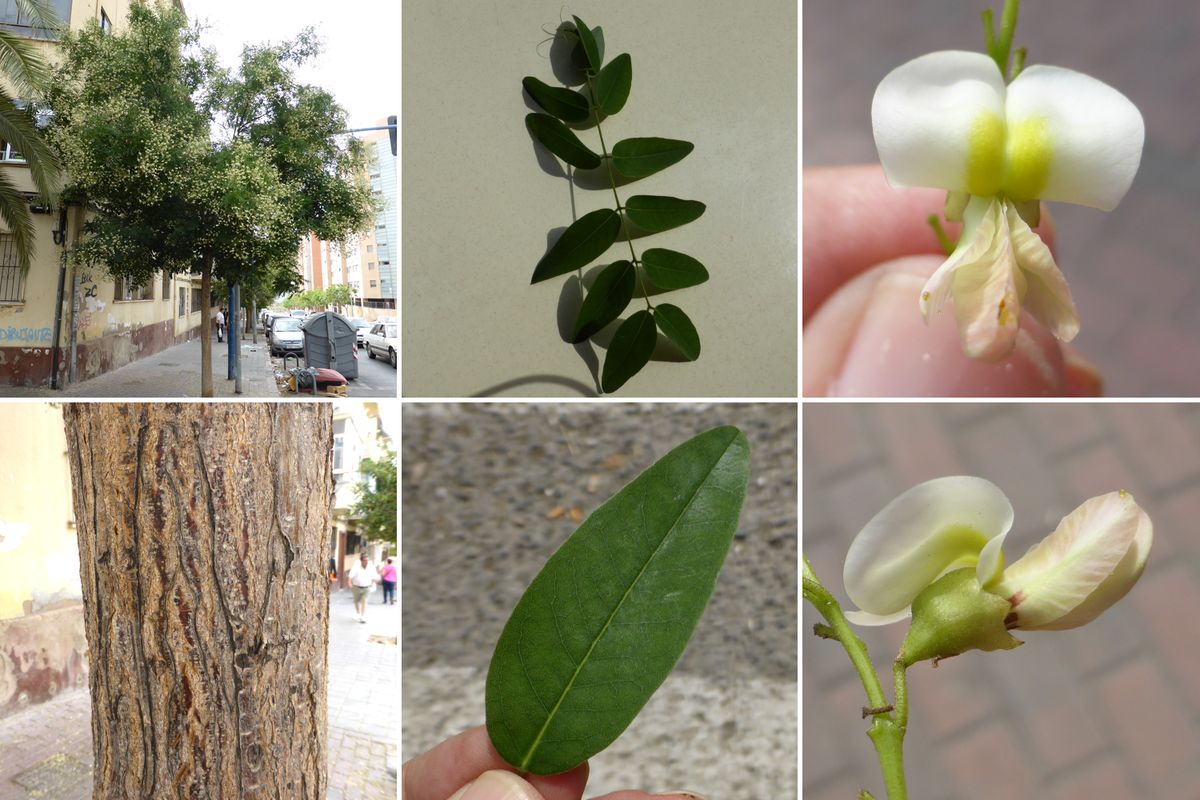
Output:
653 303 701 361
594 53 632 116
624 195 706 233
571 15 602 72
601 310 657 393
641 248 709 290
612 137 693 179
485 426 750 775
526 113 601 169
532 209 621 283
572 260 636 343
522 77 591 123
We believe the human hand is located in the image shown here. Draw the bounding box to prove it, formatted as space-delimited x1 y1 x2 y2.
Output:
803 165 1103 397
402 726 703 800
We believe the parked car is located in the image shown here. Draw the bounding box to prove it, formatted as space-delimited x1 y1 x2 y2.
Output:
347 317 372 346
363 321 398 368
268 316 305 356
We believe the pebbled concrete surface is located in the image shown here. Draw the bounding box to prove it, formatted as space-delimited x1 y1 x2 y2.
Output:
402 403 798 797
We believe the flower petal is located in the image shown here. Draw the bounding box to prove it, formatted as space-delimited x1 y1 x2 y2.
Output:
1032 502 1151 630
843 476 1014 621
844 608 914 627
946 198 1022 360
872 51 1008 195
1006 202 1079 342
998 491 1143 629
920 196 998 321
1005 65 1144 210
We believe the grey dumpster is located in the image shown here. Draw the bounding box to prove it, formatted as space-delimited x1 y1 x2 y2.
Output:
300 311 359 379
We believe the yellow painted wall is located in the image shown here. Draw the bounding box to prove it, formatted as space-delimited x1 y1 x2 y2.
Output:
0 404 77 622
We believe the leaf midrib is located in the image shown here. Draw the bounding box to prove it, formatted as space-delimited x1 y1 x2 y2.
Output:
516 431 737 771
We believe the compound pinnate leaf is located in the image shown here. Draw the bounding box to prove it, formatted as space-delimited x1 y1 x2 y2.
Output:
526 113 602 169
624 195 706 233
572 16 603 73
572 260 635 343
612 137 693 179
523 77 591 123
532 209 622 284
485 426 750 775
595 53 632 116
653 303 700 361
641 248 709 290
601 310 657 393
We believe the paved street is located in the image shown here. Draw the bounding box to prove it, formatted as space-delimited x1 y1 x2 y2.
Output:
2 329 395 398
0 589 398 799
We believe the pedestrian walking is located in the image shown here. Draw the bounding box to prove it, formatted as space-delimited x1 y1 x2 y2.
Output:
379 557 396 605
348 552 379 623
215 307 226 343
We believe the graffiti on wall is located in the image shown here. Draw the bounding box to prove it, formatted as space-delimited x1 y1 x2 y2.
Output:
0 606 88 718
0 327 52 344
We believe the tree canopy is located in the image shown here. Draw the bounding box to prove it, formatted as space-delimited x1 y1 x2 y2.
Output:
352 449 396 546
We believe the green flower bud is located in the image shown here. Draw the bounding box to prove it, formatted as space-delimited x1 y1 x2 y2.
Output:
898 568 1022 667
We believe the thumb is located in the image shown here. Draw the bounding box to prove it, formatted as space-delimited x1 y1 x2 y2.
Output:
446 770 546 800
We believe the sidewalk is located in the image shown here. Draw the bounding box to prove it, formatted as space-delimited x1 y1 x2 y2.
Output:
4 334 281 398
0 590 399 799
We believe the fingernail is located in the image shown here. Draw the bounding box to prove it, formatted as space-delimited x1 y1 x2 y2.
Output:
1062 347 1104 396
456 770 539 800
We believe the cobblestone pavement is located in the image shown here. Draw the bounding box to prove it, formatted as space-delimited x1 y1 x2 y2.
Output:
402 403 798 798
0 590 398 799
804 0 1200 395
804 404 1200 800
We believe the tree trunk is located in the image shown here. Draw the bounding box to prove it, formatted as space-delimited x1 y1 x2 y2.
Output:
201 261 213 397
64 404 333 799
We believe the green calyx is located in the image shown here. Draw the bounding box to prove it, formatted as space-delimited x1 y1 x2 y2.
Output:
898 568 1022 667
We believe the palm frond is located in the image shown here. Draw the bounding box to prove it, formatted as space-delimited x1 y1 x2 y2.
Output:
0 29 49 96
0 165 38 272
0 92 60 200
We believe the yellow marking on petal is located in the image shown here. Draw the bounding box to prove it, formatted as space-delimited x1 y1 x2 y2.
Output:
1005 116 1053 201
997 297 1011 327
966 111 1005 197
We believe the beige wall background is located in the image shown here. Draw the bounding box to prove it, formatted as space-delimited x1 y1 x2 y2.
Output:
402 0 797 396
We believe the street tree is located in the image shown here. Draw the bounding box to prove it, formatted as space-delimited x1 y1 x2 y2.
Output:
63 402 334 798
352 448 397 546
0 0 63 271
47 6 372 395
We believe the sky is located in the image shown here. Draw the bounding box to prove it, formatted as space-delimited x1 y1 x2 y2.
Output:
181 0 399 131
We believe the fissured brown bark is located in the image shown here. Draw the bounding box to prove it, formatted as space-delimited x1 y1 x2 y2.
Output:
64 403 333 799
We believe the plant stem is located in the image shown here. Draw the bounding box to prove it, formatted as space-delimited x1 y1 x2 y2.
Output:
585 72 653 311
803 556 908 799
984 0 1022 80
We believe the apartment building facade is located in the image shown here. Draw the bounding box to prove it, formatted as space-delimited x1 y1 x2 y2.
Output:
0 0 205 389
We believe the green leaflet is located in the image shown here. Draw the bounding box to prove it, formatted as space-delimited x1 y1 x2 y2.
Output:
526 114 601 169
612 137 693 179
601 310 657 393
485 426 750 775
522 77 591 123
594 53 632 116
624 195 706 233
572 15 603 72
653 303 700 361
571 260 635 343
641 248 709 290
531 209 621 283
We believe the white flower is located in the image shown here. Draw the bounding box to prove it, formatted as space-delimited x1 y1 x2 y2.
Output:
843 476 1152 632
872 51 1144 359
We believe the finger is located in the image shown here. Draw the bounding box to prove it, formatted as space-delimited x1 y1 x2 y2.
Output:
403 727 589 800
803 255 1095 397
588 792 706 800
802 165 1056 321
447 770 545 800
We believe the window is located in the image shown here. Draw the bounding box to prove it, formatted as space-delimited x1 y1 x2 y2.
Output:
191 287 202 313
369 280 377 288
0 234 24 303
100 8 110 32
332 434 344 472
178 286 186 317
161 271 170 300
368 262 375 270
366 245 374 253
115 276 152 301
0 141 24 162
0 0 72 39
